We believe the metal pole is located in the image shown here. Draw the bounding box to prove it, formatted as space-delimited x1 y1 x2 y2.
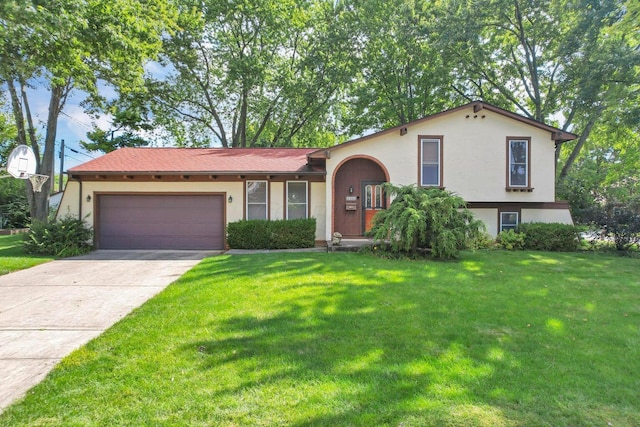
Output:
59 139 64 192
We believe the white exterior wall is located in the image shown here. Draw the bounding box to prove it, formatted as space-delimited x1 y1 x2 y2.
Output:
55 180 81 220
310 182 326 241
270 182 284 220
322 105 562 241
58 179 327 243
469 209 499 237
325 106 556 201
522 208 573 225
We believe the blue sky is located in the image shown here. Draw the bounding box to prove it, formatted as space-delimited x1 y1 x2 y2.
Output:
9 84 111 174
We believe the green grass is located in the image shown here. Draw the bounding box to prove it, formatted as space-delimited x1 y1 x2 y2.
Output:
0 234 53 275
1 251 638 426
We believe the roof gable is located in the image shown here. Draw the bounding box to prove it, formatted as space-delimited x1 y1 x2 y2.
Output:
308 101 577 159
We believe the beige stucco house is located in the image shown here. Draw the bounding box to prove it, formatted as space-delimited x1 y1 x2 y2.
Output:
56 101 576 249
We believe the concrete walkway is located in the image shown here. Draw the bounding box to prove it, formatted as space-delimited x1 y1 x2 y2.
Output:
0 250 216 413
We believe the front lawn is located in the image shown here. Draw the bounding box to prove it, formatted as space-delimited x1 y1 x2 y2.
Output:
0 234 53 276
1 251 638 426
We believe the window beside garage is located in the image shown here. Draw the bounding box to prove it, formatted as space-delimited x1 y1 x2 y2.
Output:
286 181 308 219
247 180 268 220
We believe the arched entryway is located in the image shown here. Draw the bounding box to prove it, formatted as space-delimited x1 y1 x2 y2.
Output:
333 157 388 237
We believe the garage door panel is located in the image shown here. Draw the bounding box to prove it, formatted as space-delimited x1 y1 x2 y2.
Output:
98 194 224 250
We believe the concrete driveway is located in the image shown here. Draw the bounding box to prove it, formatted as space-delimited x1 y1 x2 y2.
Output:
0 250 217 413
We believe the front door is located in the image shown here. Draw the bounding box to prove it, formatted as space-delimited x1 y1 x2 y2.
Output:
363 182 385 233
333 158 387 237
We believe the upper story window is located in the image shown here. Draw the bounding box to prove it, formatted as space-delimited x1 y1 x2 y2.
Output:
420 136 442 187
507 138 530 188
286 181 308 219
247 180 268 220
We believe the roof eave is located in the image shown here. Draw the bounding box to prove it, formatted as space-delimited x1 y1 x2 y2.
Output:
68 170 326 176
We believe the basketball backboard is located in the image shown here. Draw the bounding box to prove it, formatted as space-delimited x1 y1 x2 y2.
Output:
6 145 37 179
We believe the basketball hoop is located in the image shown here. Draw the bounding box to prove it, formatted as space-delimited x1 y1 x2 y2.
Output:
27 174 50 193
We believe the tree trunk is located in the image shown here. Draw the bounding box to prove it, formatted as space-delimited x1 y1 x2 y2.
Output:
29 85 64 223
557 104 605 183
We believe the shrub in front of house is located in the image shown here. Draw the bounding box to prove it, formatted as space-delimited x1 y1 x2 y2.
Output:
23 216 93 257
496 229 526 250
516 222 579 251
227 218 316 249
369 184 484 259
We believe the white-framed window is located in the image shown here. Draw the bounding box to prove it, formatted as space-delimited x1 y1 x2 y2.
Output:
420 136 442 187
286 181 308 219
500 211 519 232
365 184 383 209
508 138 530 188
246 180 268 220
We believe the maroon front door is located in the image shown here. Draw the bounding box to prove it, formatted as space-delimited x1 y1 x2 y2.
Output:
333 158 386 237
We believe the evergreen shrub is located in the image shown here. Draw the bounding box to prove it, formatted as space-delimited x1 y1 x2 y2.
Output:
517 222 579 251
227 218 316 249
23 216 93 257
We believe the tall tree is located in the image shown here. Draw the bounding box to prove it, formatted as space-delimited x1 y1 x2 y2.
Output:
435 0 639 180
0 97 17 164
341 0 458 135
0 0 175 222
147 0 355 148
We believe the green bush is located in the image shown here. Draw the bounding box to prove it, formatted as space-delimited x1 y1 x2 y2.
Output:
466 231 498 250
227 218 316 249
517 222 579 251
0 178 29 228
496 229 526 250
23 216 93 257
369 184 484 259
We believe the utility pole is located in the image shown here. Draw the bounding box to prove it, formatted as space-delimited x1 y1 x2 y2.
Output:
58 139 64 192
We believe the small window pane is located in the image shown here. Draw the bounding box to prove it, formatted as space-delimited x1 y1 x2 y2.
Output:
421 138 440 186
247 181 267 203
374 185 382 208
510 140 527 163
287 182 306 203
365 185 372 208
509 140 528 187
500 212 519 231
247 180 268 220
510 165 527 186
288 204 306 220
248 204 267 220
422 165 439 186
422 140 439 163
287 181 307 220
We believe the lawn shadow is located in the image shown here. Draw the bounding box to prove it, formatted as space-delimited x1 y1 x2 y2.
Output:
176 252 635 425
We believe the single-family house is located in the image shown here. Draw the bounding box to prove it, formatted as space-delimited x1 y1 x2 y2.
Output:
56 101 576 250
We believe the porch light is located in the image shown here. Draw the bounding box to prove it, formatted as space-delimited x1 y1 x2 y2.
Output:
86 194 91 202
228 195 233 203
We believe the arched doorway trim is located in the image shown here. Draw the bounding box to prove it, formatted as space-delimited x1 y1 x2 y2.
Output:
331 155 390 237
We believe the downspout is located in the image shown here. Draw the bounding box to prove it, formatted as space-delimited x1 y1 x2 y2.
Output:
78 179 83 219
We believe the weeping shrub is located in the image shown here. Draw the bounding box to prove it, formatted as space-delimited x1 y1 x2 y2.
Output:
369 184 483 259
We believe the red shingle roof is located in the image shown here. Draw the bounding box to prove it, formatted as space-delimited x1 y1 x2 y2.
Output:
69 147 323 175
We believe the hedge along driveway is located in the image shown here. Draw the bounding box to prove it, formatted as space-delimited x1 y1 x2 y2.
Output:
0 250 638 426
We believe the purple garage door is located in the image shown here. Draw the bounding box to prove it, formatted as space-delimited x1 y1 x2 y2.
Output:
97 194 225 250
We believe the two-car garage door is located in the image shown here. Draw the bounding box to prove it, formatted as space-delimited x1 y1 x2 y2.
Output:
97 194 225 250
